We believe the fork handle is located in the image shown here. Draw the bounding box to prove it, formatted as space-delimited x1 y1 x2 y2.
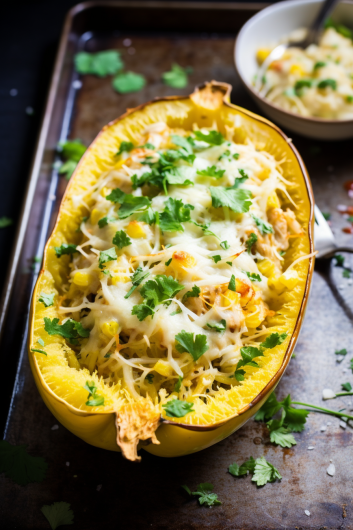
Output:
319 246 353 259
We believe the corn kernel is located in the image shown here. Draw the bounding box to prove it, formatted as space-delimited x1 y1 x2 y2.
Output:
114 158 126 169
257 259 275 278
267 191 280 210
289 64 305 76
172 251 196 274
256 48 271 64
154 360 173 377
258 167 271 181
268 275 285 293
100 186 110 197
111 274 129 285
126 221 146 239
244 301 266 328
73 271 90 287
279 269 299 289
222 289 239 307
101 321 119 338
90 208 102 225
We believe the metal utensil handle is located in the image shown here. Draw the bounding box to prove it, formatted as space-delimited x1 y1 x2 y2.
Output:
304 0 339 46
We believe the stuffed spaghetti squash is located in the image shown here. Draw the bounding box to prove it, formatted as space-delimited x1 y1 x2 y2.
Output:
29 82 314 460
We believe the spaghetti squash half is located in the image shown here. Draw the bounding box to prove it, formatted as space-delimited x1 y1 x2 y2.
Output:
29 82 314 460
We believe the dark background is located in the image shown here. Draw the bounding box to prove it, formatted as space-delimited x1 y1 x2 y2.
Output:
0 0 271 298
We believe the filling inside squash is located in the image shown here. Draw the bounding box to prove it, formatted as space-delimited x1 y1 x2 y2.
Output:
31 85 311 459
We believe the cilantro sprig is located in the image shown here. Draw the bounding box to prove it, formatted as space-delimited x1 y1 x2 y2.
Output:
252 215 273 235
44 317 89 346
54 243 78 258
194 130 225 146
162 64 192 88
163 399 194 418
75 50 123 77
84 381 104 407
175 330 209 361
106 188 151 219
182 483 222 507
112 71 146 94
112 230 132 249
132 275 184 321
41 501 74 530
229 455 281 486
38 292 55 307
183 285 201 301
99 247 117 269
56 139 86 180
124 267 150 299
159 198 194 232
197 166 225 179
210 187 252 213
0 440 47 486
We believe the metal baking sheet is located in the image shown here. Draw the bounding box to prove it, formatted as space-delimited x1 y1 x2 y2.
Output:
1 2 352 529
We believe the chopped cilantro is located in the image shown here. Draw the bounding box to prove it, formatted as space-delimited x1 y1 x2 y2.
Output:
106 188 151 219
294 79 313 95
192 221 217 238
84 381 104 407
226 261 233 266
350 358 353 372
334 254 345 266
162 64 192 88
252 456 282 486
175 330 209 361
0 440 47 486
314 61 326 70
322 212 331 220
58 160 77 179
318 78 337 90
245 271 261 282
343 268 351 278
163 166 194 189
218 149 230 161
206 319 226 332
112 71 146 93
145 373 154 384
234 333 287 380
162 399 194 418
252 214 273 235
98 215 116 228
246 233 258 253
261 332 287 349
165 258 172 266
197 166 225 179
194 130 225 146
0 217 13 228
220 240 230 250
99 247 117 269
132 304 155 321
138 207 156 225
347 95 353 103
174 376 183 392
56 139 86 179
210 187 252 213
183 285 201 300
75 49 122 76
211 255 222 263
228 274 236 292
325 18 353 39
44 317 89 345
54 243 78 258
112 230 132 249
233 153 240 160
41 502 74 530
255 392 309 434
116 141 134 156
170 308 182 316
31 348 47 356
341 382 352 392
182 483 222 507
38 292 55 307
229 457 256 477
132 275 184 321
159 197 194 232
171 135 194 155
38 338 45 347
335 348 347 356
124 267 150 299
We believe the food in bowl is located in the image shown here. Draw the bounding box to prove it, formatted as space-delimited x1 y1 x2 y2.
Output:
256 22 353 119
29 82 314 460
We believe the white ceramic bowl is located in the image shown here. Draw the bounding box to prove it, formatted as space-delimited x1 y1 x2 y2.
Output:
235 0 353 140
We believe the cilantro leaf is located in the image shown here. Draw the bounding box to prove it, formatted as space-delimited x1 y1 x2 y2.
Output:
318 78 337 90
165 258 172 266
175 330 209 361
99 247 117 269
229 457 256 477
98 215 116 228
254 392 281 421
44 317 89 345
252 215 273 235
41 502 74 530
105 188 126 203
261 332 287 350
0 217 13 228
138 207 156 225
211 255 222 263
84 380 104 407
336 348 347 356
220 240 230 250
162 64 192 88
192 221 218 238
182 483 221 507
268 425 297 448
210 187 252 213
175 376 183 392
237 346 263 369
246 233 258 253
171 135 194 155
0 440 47 486
38 292 55 307
342 382 352 392
252 456 282 486
245 272 261 282
164 166 194 188
124 267 150 298
206 319 226 333
112 230 132 249
334 254 345 267
112 71 146 93
116 141 134 156
58 139 86 162
106 188 151 219
194 130 225 146
75 50 122 77
132 303 155 321
58 160 77 179
54 244 78 258
162 399 194 418
140 275 184 307
343 268 351 278
350 358 353 373
159 198 194 232
314 61 326 70
31 348 47 356
228 274 236 292
283 406 309 432
218 149 230 161
197 166 225 179
183 285 201 300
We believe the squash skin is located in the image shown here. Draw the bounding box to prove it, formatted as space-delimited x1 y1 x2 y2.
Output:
28 81 314 457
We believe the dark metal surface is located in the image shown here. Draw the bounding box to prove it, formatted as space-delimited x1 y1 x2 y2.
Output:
1 3 352 529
